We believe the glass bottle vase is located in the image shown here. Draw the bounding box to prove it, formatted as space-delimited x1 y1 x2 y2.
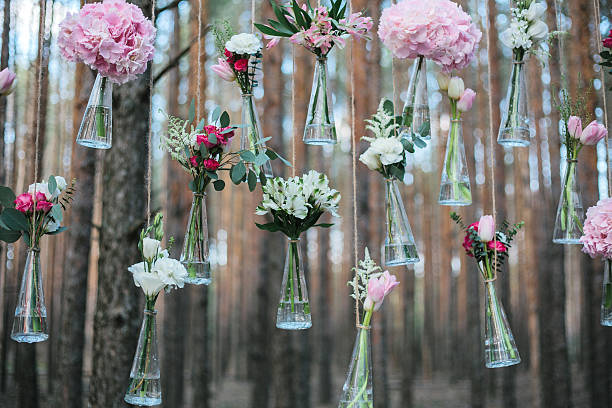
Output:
77 73 113 149
439 119 472 206
180 192 211 285
484 280 521 368
400 55 430 139
303 57 337 145
124 306 162 406
241 94 273 179
383 178 419 266
277 238 311 330
601 260 612 326
11 247 48 343
552 160 584 244
337 327 373 408
497 56 530 147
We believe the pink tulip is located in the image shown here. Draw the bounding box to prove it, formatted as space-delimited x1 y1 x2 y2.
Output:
0 68 16 95
567 116 582 139
364 271 400 311
478 215 495 242
457 88 476 112
211 58 236 82
580 121 608 146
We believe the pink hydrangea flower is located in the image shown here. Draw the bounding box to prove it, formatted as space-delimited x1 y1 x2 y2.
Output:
581 198 612 260
57 0 156 84
378 0 481 72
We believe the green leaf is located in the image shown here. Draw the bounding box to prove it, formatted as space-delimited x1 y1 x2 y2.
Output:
271 1 299 32
230 162 247 184
1 208 29 231
265 150 278 160
184 146 192 160
240 151 257 162
255 222 280 232
0 228 21 243
188 180 196 192
259 171 267 186
314 223 334 228
389 165 404 180
211 106 221 123
208 133 218 144
413 136 427 148
383 99 394 116
0 186 16 207
248 170 257 192
255 152 269 166
255 136 272 145
188 99 195 123
275 151 292 167
50 204 63 223
195 118 206 132
220 111 230 128
254 23 292 38
47 226 67 236
48 176 57 195
213 180 226 191
268 19 296 36
206 171 218 180
291 1 306 28
199 143 208 157
417 121 431 138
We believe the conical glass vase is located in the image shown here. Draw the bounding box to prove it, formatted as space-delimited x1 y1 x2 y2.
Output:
241 94 273 179
277 238 311 330
400 55 430 139
11 247 48 343
77 73 112 149
601 260 612 326
124 306 162 406
383 178 419 266
303 57 337 145
497 57 530 147
553 160 584 244
180 192 211 285
439 119 472 206
484 280 521 368
338 327 373 408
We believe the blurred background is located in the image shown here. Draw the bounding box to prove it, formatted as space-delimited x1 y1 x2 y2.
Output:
0 0 611 407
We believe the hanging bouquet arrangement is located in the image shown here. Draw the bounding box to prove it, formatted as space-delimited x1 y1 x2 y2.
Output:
437 74 476 206
451 213 523 368
255 170 340 329
58 0 156 149
124 212 187 405
599 29 612 90
580 198 612 325
552 88 607 244
338 249 399 407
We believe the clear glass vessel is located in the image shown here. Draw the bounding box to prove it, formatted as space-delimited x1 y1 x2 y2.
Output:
303 57 337 145
337 326 373 408
77 73 113 149
241 94 273 179
484 280 521 368
497 56 531 147
180 192 211 285
601 260 612 326
276 238 311 330
383 178 419 266
552 160 584 244
439 119 472 206
400 56 430 139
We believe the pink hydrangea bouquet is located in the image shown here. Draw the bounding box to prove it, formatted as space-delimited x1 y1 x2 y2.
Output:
57 0 156 84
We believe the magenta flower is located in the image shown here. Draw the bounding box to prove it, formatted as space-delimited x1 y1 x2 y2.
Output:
14 193 33 214
364 271 400 311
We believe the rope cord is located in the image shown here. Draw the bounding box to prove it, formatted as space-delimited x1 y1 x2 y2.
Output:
146 0 156 225
196 0 202 118
291 45 296 177
251 0 255 33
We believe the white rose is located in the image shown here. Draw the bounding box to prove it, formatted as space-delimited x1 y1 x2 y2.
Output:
359 148 382 171
369 138 404 166
129 262 166 296
527 20 548 41
28 182 52 200
525 2 546 22
225 33 262 55
142 237 162 260
152 257 188 289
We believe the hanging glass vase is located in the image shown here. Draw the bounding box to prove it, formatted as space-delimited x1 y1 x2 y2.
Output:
124 302 162 406
383 178 419 266
439 119 472 206
552 159 584 244
11 247 48 343
241 93 273 179
303 57 337 145
77 73 113 149
400 55 430 139
497 54 530 147
601 260 612 326
277 238 311 330
337 326 373 408
180 192 211 285
484 279 521 368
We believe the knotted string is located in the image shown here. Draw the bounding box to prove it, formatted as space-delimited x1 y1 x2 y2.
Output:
291 45 296 177
146 0 156 226
196 0 202 118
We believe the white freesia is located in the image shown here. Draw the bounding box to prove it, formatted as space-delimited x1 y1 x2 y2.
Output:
151 257 188 289
129 262 167 297
225 33 262 55
54 176 67 192
527 20 548 40
359 148 382 171
369 137 404 166
142 237 162 260
525 2 546 21
28 182 52 200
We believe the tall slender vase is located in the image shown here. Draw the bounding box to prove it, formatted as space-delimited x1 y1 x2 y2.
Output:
124 304 161 406
383 178 419 266
11 247 48 343
439 119 472 206
277 238 311 330
337 326 373 408
303 57 337 145
601 260 612 326
180 192 211 285
484 280 521 368
400 55 430 139
77 73 113 149
497 55 530 147
552 160 584 244
241 94 273 179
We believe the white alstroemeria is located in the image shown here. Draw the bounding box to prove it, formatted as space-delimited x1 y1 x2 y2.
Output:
54 176 67 192
225 33 262 55
369 137 404 166
285 195 309 219
142 237 162 260
527 20 548 40
525 1 546 22
28 182 52 200
129 262 167 297
152 257 188 289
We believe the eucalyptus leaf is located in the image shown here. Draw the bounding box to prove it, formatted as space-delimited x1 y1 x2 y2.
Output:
240 151 257 162
206 171 218 180
208 133 218 144
0 186 16 208
199 143 208 157
0 228 21 243
213 180 226 191
220 111 230 128
195 118 206 132
211 106 221 123
1 208 29 231
50 204 63 223
255 136 272 145
255 152 269 166
414 136 427 148
259 171 267 186
48 176 57 195
47 226 67 236
248 170 257 192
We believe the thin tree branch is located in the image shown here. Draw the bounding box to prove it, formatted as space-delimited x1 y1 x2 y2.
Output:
155 0 185 15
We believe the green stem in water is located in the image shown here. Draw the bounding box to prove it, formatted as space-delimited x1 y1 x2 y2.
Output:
346 309 373 408
96 76 107 139
504 49 525 131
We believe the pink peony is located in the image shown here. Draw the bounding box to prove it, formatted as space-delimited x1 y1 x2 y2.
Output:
14 193 33 213
581 198 612 259
364 271 400 311
202 159 220 171
57 0 156 84
378 0 481 72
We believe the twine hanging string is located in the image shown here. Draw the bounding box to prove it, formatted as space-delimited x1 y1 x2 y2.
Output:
592 0 611 197
251 0 255 33
291 45 296 177
146 0 157 226
196 0 202 118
